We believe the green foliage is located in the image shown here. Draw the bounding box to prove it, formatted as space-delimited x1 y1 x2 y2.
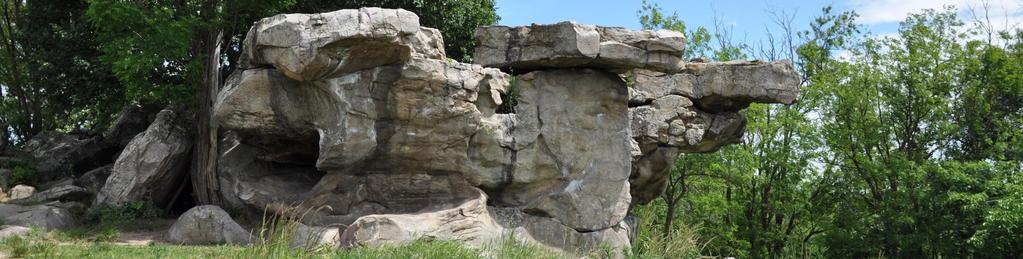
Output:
629 202 707 258
1 156 37 187
637 0 711 60
9 165 35 187
497 75 519 114
0 0 123 142
634 4 1023 259
83 202 164 231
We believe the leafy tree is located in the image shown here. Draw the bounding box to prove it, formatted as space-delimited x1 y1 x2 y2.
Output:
0 0 121 147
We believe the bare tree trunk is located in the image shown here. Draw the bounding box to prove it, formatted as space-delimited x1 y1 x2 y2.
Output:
0 113 7 153
190 1 223 205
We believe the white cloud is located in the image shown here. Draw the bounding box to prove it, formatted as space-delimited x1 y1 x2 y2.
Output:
847 0 1023 30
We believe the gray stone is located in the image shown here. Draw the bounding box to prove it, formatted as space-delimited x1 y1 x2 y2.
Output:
474 22 686 73
22 132 106 181
0 225 31 240
103 105 160 149
96 109 193 208
240 7 444 81
75 164 113 196
0 203 76 230
214 8 802 255
11 184 89 204
167 205 251 245
627 60 801 112
290 223 341 249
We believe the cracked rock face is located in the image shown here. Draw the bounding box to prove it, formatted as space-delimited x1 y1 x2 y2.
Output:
214 8 800 254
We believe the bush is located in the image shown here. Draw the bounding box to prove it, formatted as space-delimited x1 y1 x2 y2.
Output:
83 202 163 230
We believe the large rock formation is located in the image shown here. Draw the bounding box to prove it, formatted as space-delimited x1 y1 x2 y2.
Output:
213 7 800 254
96 109 193 208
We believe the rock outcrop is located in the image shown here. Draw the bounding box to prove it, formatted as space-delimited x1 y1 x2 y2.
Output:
213 7 800 255
0 203 76 230
22 132 107 181
167 205 251 245
96 109 193 208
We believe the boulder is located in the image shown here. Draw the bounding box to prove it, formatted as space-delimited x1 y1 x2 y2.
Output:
167 205 251 245
290 223 341 249
474 22 686 73
75 164 113 196
95 109 193 208
22 131 107 181
340 189 502 248
0 225 31 240
9 185 34 200
0 203 76 230
340 188 630 254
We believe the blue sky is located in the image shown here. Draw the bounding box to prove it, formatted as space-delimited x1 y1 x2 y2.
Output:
496 0 1023 49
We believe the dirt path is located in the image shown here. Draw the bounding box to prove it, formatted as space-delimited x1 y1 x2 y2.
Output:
113 230 165 246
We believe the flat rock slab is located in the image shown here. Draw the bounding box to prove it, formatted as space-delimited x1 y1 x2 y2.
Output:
474 22 686 73
0 203 76 230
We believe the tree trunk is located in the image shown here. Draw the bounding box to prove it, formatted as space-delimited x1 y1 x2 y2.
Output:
662 197 676 241
0 118 7 152
190 15 224 205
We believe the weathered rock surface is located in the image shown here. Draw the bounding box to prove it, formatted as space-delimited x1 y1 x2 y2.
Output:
474 22 686 73
0 225 31 240
241 7 444 82
96 109 193 208
22 132 106 181
291 223 341 249
103 104 161 149
627 60 800 112
624 60 800 204
0 203 76 230
214 8 800 255
11 183 89 204
75 164 113 196
9 185 34 200
167 205 251 245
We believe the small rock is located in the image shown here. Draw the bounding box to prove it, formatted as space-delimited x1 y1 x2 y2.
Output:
167 205 251 245
9 185 35 200
0 225 31 240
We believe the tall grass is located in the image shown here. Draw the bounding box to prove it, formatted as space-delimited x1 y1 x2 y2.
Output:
628 202 709 258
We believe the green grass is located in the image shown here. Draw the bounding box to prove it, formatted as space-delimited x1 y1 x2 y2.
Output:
0 236 572 259
0 203 584 258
